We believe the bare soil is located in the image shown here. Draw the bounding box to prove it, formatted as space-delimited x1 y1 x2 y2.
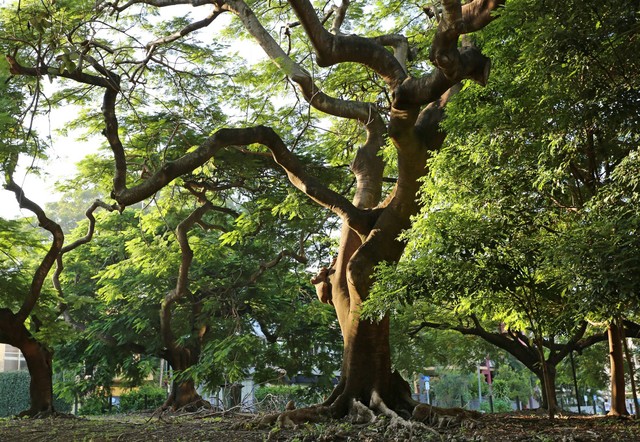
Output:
0 410 639 441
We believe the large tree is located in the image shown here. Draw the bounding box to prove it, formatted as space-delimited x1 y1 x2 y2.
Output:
2 0 504 421
382 0 640 417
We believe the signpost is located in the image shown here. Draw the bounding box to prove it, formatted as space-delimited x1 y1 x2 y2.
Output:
422 375 431 404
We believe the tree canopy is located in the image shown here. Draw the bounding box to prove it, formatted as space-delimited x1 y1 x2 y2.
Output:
0 0 638 424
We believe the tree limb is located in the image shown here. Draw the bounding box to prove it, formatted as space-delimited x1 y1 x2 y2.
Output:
244 249 308 287
4 177 64 324
54 200 116 322
161 202 213 350
287 0 407 89
329 0 350 35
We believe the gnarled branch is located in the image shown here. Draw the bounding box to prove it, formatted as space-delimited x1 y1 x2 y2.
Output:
4 177 64 324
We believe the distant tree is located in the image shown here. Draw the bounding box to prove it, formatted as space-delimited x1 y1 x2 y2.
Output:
56 182 341 410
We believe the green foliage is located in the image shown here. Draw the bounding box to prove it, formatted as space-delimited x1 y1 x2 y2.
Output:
254 384 326 413
431 371 475 408
0 371 70 417
4 0 636 417
365 0 640 396
492 364 535 403
0 371 30 417
78 391 113 416
118 384 167 412
479 397 513 413
556 342 609 393
0 218 42 309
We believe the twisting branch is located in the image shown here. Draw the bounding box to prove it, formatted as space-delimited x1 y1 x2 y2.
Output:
100 0 213 13
54 200 117 325
411 316 541 373
5 55 114 89
60 201 118 254
128 7 225 83
7 2 385 230
245 249 308 287
223 0 382 125
161 202 213 350
373 34 410 74
285 0 501 112
13 55 371 233
225 0 387 210
430 0 466 77
287 0 407 89
4 177 64 324
110 125 372 234
145 9 224 50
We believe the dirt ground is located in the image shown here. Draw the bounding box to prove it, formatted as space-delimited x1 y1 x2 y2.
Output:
1 410 639 441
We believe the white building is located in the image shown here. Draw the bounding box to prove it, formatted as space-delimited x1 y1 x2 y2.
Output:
0 344 27 372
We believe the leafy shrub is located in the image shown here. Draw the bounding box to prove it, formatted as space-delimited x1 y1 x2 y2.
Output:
118 384 166 412
479 397 514 413
78 391 113 416
431 371 475 408
254 384 324 413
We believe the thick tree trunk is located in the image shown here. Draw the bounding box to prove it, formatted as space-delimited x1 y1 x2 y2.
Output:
535 334 557 419
164 378 205 411
315 222 418 419
608 321 629 416
0 309 55 417
20 338 55 417
162 347 211 411
535 366 558 413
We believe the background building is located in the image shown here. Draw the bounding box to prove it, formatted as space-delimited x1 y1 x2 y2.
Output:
0 344 27 372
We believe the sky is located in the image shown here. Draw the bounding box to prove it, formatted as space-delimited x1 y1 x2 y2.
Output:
0 100 92 220
0 1 297 222
0 2 236 220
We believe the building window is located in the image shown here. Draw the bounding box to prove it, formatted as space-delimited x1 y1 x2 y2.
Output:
3 345 27 371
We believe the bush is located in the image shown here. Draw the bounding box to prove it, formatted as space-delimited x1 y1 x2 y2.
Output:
0 371 71 416
254 384 324 413
431 371 475 408
479 397 514 413
118 384 166 412
78 391 113 416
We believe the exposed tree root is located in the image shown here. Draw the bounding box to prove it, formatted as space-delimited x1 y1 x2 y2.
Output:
413 403 481 428
146 398 214 424
258 404 332 428
175 398 213 413
254 388 481 442
161 397 213 413
17 408 75 419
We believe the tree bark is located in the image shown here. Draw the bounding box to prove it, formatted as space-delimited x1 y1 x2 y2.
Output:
0 177 70 417
608 321 629 416
6 0 502 422
620 320 640 418
0 309 54 417
534 365 558 413
162 347 210 411
20 337 55 417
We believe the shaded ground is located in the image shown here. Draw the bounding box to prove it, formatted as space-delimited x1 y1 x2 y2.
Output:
1 410 639 441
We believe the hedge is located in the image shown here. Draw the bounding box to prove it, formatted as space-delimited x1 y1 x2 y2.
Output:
118 384 166 412
0 371 71 417
0 371 29 417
